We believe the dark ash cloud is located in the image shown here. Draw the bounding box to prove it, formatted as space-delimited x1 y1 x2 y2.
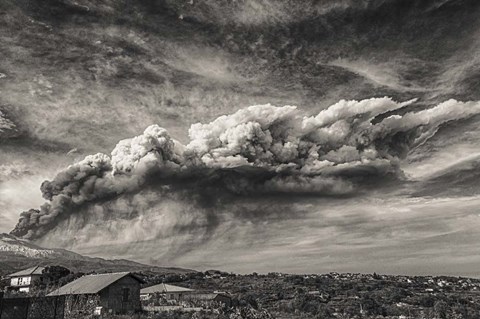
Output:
10 97 480 240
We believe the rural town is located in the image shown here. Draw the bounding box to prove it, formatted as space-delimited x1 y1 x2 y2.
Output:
2 262 480 318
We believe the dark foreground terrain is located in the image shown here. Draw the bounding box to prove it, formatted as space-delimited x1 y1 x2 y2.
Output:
2 233 480 318
2 268 480 318
138 270 480 319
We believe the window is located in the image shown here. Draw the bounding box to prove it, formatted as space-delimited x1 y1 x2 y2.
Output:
122 288 130 302
18 277 30 286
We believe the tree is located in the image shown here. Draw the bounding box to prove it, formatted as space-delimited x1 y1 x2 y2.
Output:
42 265 72 286
434 300 448 319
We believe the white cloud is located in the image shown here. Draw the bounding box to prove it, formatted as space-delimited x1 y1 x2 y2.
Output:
0 175 46 233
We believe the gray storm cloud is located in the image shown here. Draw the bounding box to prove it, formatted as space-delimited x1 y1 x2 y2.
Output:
0 110 16 138
10 97 480 239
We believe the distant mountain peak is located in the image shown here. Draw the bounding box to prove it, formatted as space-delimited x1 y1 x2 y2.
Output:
0 233 194 276
0 232 57 258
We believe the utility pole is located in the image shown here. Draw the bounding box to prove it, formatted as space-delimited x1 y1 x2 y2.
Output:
53 296 57 319
24 296 30 319
0 291 4 318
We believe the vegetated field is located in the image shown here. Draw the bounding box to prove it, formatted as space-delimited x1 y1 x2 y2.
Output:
3 268 480 318
159 271 480 319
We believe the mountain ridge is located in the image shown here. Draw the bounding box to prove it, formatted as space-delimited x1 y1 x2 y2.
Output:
0 233 194 276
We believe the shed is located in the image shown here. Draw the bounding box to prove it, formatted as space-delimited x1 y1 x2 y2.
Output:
140 283 194 300
47 272 143 314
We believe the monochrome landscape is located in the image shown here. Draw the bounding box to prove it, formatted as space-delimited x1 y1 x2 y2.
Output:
1 0 480 318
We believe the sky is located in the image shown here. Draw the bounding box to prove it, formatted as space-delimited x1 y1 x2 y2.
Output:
1 0 480 275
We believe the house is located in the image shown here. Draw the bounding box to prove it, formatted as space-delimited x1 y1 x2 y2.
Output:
140 284 232 309
47 272 143 314
140 283 195 300
6 266 46 293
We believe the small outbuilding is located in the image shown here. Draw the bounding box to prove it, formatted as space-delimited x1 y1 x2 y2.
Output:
47 272 143 314
140 283 195 300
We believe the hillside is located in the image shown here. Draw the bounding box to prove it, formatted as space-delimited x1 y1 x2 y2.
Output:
0 233 193 276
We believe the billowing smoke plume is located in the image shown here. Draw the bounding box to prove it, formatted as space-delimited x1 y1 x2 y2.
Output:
11 97 480 239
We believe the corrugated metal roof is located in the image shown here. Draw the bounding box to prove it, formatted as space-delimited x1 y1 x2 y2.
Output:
141 283 194 294
47 272 141 296
8 266 45 277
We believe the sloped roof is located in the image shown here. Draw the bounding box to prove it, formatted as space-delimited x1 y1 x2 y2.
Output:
141 283 194 294
47 272 142 296
8 266 45 277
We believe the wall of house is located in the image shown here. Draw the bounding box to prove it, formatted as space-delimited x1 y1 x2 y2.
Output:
10 275 42 288
10 276 30 287
166 292 193 300
99 276 141 314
